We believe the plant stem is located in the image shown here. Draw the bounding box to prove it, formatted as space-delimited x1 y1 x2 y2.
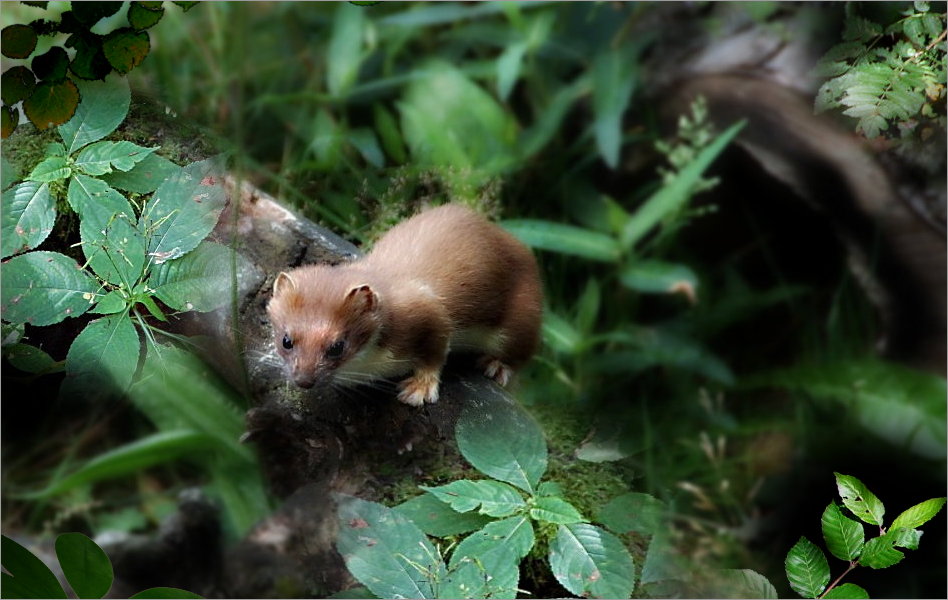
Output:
819 561 858 599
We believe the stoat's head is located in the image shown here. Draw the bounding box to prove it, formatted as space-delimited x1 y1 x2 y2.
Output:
266 268 381 389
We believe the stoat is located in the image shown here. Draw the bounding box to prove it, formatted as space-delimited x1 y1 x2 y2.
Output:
266 204 543 406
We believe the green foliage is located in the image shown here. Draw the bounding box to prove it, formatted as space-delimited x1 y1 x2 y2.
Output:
814 1 946 139
337 390 661 599
1 533 202 599
779 473 945 598
1 75 236 402
0 1 198 135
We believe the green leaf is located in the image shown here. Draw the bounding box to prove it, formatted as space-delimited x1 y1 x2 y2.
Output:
549 522 636 599
823 583 869 599
67 32 111 81
420 479 525 518
890 497 946 530
859 531 904 569
455 394 547 494
5 343 58 374
89 290 127 315
496 41 527 101
101 153 180 194
784 537 830 598
23 79 80 131
372 104 406 164
32 47 69 82
890 526 922 550
621 120 744 249
335 494 443 600
140 158 227 262
26 156 71 182
72 2 123 25
445 515 534 599
347 128 385 168
327 2 366 98
592 47 637 168
74 141 157 176
518 75 586 158
536 481 563 497
2 181 54 258
393 493 492 537
596 492 667 536
835 473 885 526
1 153 18 189
130 588 202 599
530 496 586 524
575 278 601 335
59 76 131 153
2 24 38 59
149 240 236 312
71 175 146 287
1 66 37 105
713 569 779 599
24 430 214 499
619 259 698 299
137 294 167 322
1 535 68 599
55 533 114 599
821 502 865 561
128 2 165 30
64 314 140 396
501 219 621 263
399 61 517 180
542 310 581 354
102 28 150 74
0 251 98 326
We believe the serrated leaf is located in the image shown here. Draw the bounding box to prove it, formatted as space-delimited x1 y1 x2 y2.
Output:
0 251 98 326
821 502 865 561
1 535 68 599
530 496 586 524
23 430 212 499
1 24 38 59
597 492 667 536
140 158 227 262
890 526 922 550
835 473 885 526
420 479 525 518
549 522 636 599
335 494 443 600
149 240 236 312
5 342 58 374
2 105 17 138
784 537 830 598
102 28 150 74
621 120 744 249
74 140 157 176
55 533 114 599
501 219 621 263
327 2 366 98
891 497 946 530
59 76 131 153
32 46 69 82
68 32 111 81
90 289 127 315
823 583 869 599
26 155 70 182
64 314 140 395
101 152 180 194
2 181 54 258
128 2 165 30
445 516 534 599
23 79 80 130
859 531 904 568
455 394 547 494
1 66 37 105
394 494 492 537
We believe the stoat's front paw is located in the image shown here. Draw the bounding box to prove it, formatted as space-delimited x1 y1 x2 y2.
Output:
397 369 440 406
481 358 513 387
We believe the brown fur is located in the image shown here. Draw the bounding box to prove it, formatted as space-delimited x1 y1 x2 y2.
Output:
266 204 543 405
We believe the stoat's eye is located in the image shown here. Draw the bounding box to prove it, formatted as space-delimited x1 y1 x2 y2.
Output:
326 339 346 359
282 334 293 350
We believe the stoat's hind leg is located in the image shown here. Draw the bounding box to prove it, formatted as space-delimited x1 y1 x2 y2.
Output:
479 357 513 387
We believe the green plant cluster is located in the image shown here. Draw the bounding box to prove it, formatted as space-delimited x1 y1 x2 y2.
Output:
814 0 947 139
1 1 198 137
335 394 659 599
2 532 201 599
783 473 945 598
1 75 235 400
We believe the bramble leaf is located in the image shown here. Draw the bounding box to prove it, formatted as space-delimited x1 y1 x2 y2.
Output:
420 479 525 518
0 251 98 326
549 523 636 599
59 76 131 153
530 496 586 525
1 181 54 258
393 493 491 537
444 515 534 599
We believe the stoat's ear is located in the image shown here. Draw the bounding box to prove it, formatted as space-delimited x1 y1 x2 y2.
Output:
273 272 296 296
345 284 379 314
